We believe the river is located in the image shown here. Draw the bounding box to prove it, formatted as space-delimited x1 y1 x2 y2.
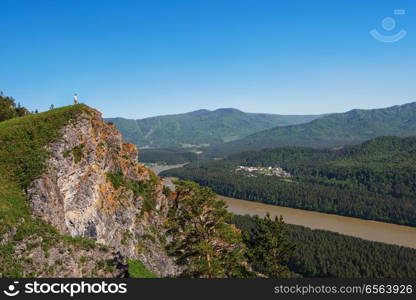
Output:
151 164 416 249
219 195 416 249
147 163 188 175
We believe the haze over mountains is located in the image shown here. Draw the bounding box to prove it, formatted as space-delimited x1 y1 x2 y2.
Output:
212 102 416 155
107 102 416 159
105 108 320 149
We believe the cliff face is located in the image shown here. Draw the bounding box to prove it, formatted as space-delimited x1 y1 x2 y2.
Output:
26 108 179 277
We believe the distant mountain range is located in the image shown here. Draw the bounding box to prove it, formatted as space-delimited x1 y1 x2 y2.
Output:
211 102 416 155
107 102 416 158
105 108 320 149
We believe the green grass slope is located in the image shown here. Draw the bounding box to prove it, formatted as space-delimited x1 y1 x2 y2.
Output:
0 105 87 234
212 102 416 155
127 259 158 278
106 108 320 149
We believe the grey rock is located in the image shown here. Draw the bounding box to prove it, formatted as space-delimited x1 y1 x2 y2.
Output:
26 109 180 277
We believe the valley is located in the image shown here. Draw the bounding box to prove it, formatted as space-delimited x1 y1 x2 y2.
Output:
2 98 416 278
136 102 416 278
163 136 416 226
153 164 416 249
3 0 416 282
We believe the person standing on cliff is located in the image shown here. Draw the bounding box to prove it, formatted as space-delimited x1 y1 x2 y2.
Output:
73 93 78 105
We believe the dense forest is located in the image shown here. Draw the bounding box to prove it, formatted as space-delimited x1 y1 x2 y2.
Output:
232 215 416 278
162 136 416 226
139 148 200 164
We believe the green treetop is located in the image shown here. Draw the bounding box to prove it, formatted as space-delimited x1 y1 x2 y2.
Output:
166 180 250 278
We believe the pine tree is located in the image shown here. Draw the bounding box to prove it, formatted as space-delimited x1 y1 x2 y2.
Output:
246 213 295 278
166 180 251 278
0 93 30 122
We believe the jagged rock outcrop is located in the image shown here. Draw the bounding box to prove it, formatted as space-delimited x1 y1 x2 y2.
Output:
10 234 127 277
27 107 179 277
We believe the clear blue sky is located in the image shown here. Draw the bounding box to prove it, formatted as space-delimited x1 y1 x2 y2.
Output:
1 0 415 118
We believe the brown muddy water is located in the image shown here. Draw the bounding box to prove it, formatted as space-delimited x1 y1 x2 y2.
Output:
219 195 416 249
151 164 416 249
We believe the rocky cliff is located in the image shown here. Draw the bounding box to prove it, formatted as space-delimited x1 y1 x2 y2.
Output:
23 107 179 277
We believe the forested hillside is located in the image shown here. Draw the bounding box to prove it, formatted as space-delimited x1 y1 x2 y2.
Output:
162 136 416 226
232 215 416 278
106 108 320 149
139 149 200 164
211 102 416 155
